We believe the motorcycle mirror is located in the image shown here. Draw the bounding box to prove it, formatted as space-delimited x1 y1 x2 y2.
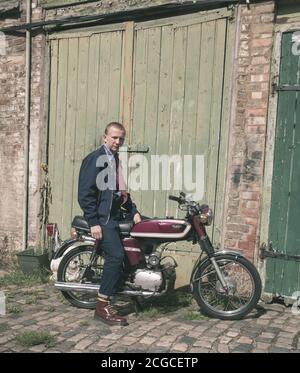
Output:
185 194 193 202
180 192 186 198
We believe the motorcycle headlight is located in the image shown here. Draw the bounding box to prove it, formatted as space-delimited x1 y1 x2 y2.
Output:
198 208 213 226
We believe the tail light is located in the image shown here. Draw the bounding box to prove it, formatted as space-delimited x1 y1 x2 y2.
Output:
46 223 56 237
70 227 78 239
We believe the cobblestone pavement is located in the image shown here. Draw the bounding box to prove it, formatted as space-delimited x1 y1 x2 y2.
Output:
0 283 300 353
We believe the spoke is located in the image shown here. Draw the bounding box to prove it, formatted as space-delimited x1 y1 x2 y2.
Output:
196 259 255 314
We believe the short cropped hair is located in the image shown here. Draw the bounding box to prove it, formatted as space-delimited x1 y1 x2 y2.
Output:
104 122 126 135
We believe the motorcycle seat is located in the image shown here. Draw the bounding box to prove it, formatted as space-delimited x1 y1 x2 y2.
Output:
72 216 90 232
119 220 133 235
72 215 150 236
71 215 133 236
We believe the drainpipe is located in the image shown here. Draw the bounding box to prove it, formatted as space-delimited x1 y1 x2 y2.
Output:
23 0 32 250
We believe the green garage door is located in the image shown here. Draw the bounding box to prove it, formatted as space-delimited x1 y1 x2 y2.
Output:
47 8 234 240
264 32 300 302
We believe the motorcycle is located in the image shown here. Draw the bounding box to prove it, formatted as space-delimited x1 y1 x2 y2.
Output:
47 192 262 320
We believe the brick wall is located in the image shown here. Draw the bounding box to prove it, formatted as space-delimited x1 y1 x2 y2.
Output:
0 0 44 263
223 1 275 262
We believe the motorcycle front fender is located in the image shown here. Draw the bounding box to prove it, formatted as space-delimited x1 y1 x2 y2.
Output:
190 250 245 284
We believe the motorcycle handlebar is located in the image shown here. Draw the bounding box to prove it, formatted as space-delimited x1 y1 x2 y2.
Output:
168 195 182 203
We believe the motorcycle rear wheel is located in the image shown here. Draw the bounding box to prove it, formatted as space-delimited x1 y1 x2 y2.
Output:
57 246 103 309
191 254 262 320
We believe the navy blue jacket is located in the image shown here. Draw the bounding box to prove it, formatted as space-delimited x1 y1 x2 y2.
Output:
78 145 138 227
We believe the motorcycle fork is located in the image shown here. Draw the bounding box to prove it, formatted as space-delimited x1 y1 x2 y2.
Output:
194 220 228 290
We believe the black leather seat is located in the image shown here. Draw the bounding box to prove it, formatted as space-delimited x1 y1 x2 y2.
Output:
119 220 133 235
72 216 90 232
72 215 133 236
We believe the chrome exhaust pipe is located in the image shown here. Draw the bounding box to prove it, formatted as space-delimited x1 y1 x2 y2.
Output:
55 282 157 296
55 282 99 293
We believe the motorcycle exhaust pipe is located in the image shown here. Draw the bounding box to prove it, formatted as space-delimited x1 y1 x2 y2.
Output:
55 282 99 293
55 281 158 297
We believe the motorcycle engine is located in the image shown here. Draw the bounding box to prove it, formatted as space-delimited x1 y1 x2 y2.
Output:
133 269 163 292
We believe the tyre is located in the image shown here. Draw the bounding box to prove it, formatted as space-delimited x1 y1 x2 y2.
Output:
57 245 104 309
191 254 262 320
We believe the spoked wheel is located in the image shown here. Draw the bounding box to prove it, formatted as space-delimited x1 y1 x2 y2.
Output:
57 246 104 309
191 254 262 320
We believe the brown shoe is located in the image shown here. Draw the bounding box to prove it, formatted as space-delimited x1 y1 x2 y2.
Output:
94 298 128 326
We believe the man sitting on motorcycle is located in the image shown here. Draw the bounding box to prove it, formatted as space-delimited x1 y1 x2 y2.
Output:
78 122 141 326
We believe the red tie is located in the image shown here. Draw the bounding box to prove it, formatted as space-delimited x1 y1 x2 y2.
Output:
115 156 128 205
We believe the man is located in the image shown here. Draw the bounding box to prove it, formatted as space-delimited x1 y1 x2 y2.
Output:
78 122 141 326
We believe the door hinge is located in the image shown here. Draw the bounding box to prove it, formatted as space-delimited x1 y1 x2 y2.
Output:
272 83 300 96
227 4 236 21
260 242 300 262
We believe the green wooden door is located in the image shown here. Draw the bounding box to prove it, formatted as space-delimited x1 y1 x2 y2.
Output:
265 32 300 301
47 8 234 241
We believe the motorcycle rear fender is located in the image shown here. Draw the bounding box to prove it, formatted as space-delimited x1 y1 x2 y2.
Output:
190 250 245 283
53 237 95 259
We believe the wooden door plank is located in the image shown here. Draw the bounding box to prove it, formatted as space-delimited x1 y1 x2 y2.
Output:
167 26 187 218
141 27 161 217
97 32 111 141
207 19 227 241
85 33 101 154
61 37 79 236
130 28 148 208
121 22 134 138
72 37 89 217
52 39 69 236
154 25 174 218
181 23 201 207
195 21 215 206
107 31 123 123
48 40 58 222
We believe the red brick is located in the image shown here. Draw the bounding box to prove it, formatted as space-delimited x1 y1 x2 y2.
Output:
251 73 270 82
227 224 250 234
225 239 238 249
247 116 266 125
238 241 256 251
241 208 259 219
246 125 266 134
247 108 268 117
251 24 274 34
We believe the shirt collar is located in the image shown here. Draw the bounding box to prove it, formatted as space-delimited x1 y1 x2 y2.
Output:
103 144 113 156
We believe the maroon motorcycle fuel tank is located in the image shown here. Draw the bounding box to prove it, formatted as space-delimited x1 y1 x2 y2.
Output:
130 219 191 239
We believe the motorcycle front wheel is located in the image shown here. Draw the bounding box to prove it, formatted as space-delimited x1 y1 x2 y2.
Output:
191 254 262 320
57 246 104 309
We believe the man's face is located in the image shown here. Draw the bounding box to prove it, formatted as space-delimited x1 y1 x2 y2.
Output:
103 126 125 153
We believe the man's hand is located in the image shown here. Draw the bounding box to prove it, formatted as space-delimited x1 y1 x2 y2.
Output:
133 213 142 225
90 225 102 240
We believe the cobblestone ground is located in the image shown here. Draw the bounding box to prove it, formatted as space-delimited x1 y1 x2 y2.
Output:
0 283 300 353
